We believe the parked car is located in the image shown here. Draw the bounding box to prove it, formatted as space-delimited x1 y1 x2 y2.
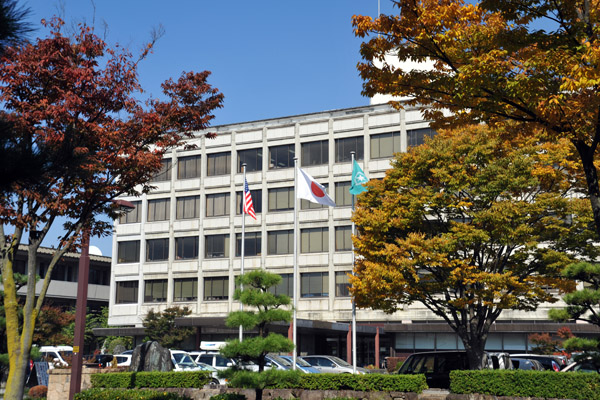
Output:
486 352 513 370
195 361 227 385
264 354 291 370
396 351 470 389
39 345 73 368
84 354 115 368
279 355 321 373
115 354 132 367
511 357 544 370
302 355 369 374
561 358 600 373
192 352 238 371
510 354 566 371
170 350 202 371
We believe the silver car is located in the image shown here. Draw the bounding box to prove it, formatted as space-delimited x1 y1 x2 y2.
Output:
302 355 369 374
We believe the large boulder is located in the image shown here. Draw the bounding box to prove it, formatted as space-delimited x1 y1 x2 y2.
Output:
129 341 173 372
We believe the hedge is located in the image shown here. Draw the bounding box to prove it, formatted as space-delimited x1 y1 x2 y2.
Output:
450 370 600 400
91 371 212 389
75 388 190 400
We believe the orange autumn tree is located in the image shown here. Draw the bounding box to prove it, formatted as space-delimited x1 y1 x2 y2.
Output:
351 125 595 369
353 0 600 237
0 18 223 400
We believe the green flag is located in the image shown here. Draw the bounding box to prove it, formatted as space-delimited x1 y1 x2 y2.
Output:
349 160 368 195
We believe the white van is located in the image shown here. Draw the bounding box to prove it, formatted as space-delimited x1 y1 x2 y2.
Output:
39 345 73 368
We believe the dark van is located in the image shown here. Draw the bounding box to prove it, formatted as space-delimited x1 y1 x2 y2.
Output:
397 351 470 389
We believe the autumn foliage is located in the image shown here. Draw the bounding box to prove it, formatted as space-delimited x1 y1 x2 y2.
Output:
351 124 595 368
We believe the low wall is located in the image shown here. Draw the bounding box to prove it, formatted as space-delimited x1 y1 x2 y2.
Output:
47 368 121 400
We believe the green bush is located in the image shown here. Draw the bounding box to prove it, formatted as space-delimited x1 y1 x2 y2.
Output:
209 394 246 400
91 371 211 389
225 371 427 393
451 370 600 400
75 388 189 400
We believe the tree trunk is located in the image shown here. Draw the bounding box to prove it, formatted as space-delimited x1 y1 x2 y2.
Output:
574 139 600 238
4 352 29 400
456 328 487 370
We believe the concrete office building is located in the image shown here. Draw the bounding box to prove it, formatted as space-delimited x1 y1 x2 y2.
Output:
107 102 600 366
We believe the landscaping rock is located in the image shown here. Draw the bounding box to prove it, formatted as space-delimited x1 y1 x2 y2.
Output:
129 341 172 372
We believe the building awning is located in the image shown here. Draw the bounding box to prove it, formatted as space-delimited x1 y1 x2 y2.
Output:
383 321 600 334
93 327 146 337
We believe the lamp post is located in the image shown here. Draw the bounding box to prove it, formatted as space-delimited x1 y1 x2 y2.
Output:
68 199 135 400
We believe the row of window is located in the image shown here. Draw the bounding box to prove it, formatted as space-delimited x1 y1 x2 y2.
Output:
119 183 358 224
150 129 436 181
117 226 352 263
115 271 351 304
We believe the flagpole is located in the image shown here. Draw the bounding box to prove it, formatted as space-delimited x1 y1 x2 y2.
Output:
292 158 298 370
351 151 357 374
240 163 246 342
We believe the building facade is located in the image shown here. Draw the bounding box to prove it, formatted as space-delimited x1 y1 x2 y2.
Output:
108 102 599 366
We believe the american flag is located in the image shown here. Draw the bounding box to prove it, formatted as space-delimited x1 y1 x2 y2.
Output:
244 179 256 220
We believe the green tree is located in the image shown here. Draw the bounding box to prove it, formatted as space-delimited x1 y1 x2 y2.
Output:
351 124 595 369
220 269 295 400
143 306 194 349
353 0 600 237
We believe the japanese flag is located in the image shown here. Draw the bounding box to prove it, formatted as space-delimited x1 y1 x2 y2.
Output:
297 167 336 207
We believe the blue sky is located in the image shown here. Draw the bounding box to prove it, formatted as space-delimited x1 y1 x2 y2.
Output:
25 0 396 256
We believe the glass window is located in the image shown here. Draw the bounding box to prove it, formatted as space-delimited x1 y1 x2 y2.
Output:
269 273 293 297
301 184 328 210
117 241 140 263
371 131 400 159
118 201 141 224
206 192 230 217
151 159 172 182
176 195 200 219
268 187 294 211
204 276 229 301
175 236 199 260
146 238 169 262
269 144 295 169
301 140 328 166
335 182 356 207
235 232 261 257
144 279 167 303
267 230 294 255
301 272 329 298
147 198 170 222
207 152 231 176
335 226 352 251
177 155 201 179
205 234 230 258
115 281 138 304
301 227 328 253
236 189 262 214
335 136 364 163
407 127 436 147
238 148 262 172
174 278 198 302
335 271 351 297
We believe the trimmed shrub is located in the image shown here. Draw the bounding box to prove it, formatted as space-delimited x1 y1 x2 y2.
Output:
75 388 189 400
209 394 247 400
28 385 48 398
91 371 211 389
451 370 600 400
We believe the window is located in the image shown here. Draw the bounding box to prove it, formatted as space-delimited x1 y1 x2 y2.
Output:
117 241 140 263
238 148 262 172
115 281 138 304
205 234 230 258
335 271 351 297
269 144 295 169
144 279 167 303
269 273 293 297
407 127 437 147
146 238 169 262
118 201 141 224
175 236 199 260
206 193 230 217
235 232 261 257
151 159 172 182
301 272 329 298
301 140 328 166
236 189 262 215
334 182 355 207
177 155 201 179
174 278 198 302
176 195 200 219
335 136 364 162
267 230 294 255
207 152 231 176
268 187 294 211
335 226 352 251
147 198 170 222
204 277 229 300
301 227 328 253
301 184 328 209
371 131 400 159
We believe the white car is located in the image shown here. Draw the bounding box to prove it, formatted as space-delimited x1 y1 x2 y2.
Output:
170 350 224 385
115 354 131 367
39 345 73 368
